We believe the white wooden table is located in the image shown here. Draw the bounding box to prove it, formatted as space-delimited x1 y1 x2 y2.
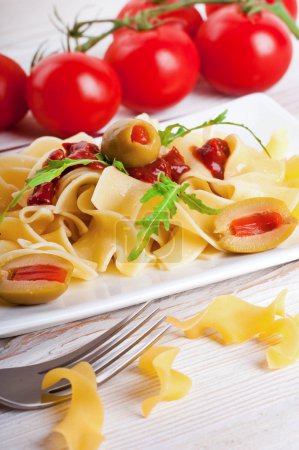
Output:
1 1 299 449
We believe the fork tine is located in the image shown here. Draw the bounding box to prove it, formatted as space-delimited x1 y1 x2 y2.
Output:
64 305 161 368
47 316 167 394
92 316 167 374
98 324 171 385
39 300 156 372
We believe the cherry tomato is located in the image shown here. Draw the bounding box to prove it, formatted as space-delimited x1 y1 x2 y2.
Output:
205 0 297 19
27 52 121 137
0 54 28 130
118 0 203 38
195 6 292 96
105 26 200 111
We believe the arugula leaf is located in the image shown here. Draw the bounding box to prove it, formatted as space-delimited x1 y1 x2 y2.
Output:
159 109 270 157
128 175 187 261
112 158 128 175
27 158 96 187
180 193 221 215
159 110 228 147
128 174 221 261
96 153 128 174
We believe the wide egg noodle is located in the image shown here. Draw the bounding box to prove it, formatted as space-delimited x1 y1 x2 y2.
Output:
0 177 18 210
153 227 207 270
42 362 104 450
266 128 290 160
167 290 286 343
91 166 150 220
261 316 299 369
0 125 299 282
171 190 232 250
224 135 285 182
139 346 192 417
55 168 102 214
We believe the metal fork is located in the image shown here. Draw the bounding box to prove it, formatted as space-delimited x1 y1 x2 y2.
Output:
0 302 170 410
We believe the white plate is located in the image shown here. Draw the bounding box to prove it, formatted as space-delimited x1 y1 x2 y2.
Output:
1 93 299 337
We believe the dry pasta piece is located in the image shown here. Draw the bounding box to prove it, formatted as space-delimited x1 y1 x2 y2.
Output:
139 346 192 417
167 290 286 343
42 362 104 450
260 316 299 369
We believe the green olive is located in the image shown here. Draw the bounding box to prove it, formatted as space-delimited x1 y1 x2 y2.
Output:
214 197 297 253
101 119 161 168
0 254 73 305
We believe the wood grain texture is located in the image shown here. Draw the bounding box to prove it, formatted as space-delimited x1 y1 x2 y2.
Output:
1 1 299 449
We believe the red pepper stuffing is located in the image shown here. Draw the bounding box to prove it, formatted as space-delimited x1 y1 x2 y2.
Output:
12 264 67 283
230 211 283 237
131 125 150 145
193 138 230 180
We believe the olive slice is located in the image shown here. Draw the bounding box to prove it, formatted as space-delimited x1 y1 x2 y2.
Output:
0 254 73 305
101 118 161 168
214 198 297 253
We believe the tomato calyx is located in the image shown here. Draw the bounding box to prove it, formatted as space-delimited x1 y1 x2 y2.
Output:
230 211 283 237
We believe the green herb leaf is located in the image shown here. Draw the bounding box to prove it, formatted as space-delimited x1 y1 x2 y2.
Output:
159 110 228 147
97 153 128 174
158 108 270 157
27 158 96 188
128 175 187 261
180 192 222 215
128 174 220 261
112 158 128 175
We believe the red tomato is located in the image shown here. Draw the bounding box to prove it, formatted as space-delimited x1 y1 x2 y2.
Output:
205 0 297 19
0 54 28 130
105 26 200 112
118 0 203 38
195 6 292 96
27 52 121 137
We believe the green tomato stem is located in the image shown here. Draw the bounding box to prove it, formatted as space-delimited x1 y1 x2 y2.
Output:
247 1 299 39
71 0 299 54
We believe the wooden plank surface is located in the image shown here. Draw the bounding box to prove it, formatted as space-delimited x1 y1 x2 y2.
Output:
1 1 299 449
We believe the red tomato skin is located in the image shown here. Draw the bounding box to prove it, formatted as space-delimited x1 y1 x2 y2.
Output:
105 26 200 112
118 0 203 38
205 0 297 19
195 6 292 96
27 52 121 137
0 54 28 130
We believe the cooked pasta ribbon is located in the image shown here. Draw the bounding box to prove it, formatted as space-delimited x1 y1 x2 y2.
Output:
42 362 104 450
0 124 298 288
139 346 192 417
